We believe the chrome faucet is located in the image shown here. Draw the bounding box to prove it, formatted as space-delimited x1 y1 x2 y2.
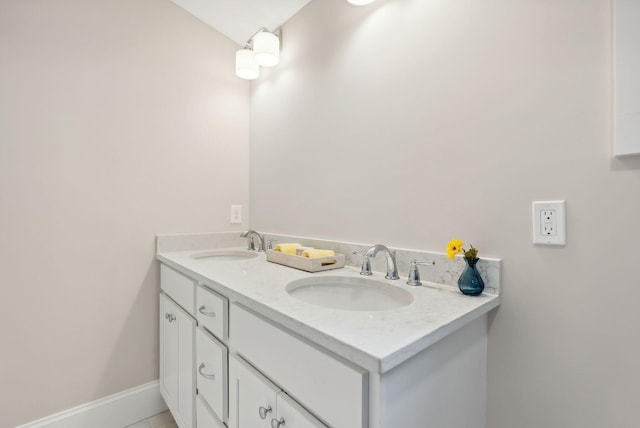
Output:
240 230 265 252
362 244 400 280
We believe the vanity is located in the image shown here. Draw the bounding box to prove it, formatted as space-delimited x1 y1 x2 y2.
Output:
156 232 501 428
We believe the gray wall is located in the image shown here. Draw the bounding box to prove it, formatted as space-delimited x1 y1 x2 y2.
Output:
0 1 249 426
250 0 640 427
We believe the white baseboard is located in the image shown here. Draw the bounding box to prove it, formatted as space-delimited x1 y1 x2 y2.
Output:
16 380 168 428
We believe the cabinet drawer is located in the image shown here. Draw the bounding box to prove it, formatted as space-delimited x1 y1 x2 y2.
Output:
196 327 228 423
161 264 195 316
196 395 225 428
196 285 228 341
230 304 368 428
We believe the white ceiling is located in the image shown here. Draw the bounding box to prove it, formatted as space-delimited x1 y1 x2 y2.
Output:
170 0 312 46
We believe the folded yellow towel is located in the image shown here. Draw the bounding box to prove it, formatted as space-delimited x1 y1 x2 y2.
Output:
295 246 315 256
301 249 336 259
274 243 301 255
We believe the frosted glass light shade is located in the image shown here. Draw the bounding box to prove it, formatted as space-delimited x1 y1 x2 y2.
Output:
253 31 279 67
347 0 376 4
235 48 259 80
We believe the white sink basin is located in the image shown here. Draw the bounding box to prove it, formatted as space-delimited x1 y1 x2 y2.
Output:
191 250 259 261
286 276 414 311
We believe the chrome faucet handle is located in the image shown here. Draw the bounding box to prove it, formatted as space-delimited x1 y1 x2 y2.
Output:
352 250 372 276
266 239 277 250
406 259 435 286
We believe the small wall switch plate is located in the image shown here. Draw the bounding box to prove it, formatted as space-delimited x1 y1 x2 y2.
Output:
532 201 566 245
230 205 242 224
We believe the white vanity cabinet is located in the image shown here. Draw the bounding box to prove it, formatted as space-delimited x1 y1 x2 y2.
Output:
159 293 196 428
229 354 327 428
159 257 492 428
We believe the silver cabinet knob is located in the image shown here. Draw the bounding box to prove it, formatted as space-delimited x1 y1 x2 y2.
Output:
165 313 176 323
198 363 216 380
198 305 216 318
258 405 272 419
271 417 285 428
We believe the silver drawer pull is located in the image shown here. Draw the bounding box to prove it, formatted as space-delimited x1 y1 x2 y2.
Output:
271 417 285 428
259 405 272 419
165 313 176 323
198 363 216 380
198 305 216 318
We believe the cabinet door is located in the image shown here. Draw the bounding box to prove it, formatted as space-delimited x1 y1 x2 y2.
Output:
228 354 279 428
160 294 196 428
274 392 328 428
160 294 179 408
614 0 640 155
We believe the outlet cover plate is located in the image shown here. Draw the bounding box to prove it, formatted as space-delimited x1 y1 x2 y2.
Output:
532 200 566 245
230 205 242 224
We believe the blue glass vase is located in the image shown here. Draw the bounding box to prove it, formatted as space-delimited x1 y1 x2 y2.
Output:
458 257 484 296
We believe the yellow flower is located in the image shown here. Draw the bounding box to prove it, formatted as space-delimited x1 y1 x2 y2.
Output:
446 239 464 259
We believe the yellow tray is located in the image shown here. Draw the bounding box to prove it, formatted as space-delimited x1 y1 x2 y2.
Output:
266 250 345 272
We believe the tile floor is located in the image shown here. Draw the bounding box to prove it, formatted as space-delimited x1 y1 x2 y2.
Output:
125 410 177 428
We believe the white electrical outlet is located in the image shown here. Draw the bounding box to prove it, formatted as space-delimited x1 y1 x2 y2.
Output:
541 210 557 236
230 205 242 224
532 201 566 245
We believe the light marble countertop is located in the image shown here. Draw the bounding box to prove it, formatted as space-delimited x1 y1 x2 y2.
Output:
156 242 500 374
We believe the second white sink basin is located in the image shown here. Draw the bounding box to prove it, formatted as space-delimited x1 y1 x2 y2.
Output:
286 276 414 311
191 250 259 261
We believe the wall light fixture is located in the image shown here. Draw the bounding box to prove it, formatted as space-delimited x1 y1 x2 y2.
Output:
346 0 376 5
235 28 281 80
235 48 260 80
254 31 280 67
